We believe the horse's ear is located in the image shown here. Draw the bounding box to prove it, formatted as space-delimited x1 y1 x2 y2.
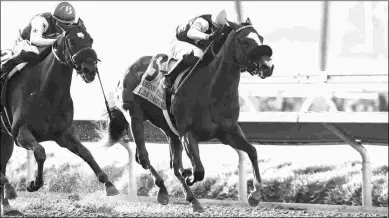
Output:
77 18 85 28
246 18 252 25
225 18 239 30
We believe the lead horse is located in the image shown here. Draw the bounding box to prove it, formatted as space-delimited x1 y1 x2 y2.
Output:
105 18 274 212
0 18 119 213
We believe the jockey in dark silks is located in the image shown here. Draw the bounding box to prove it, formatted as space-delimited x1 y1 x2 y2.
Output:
164 9 228 92
1 1 77 73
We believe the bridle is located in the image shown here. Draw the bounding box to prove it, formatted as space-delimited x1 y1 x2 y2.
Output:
52 25 95 72
210 25 265 76
51 23 112 121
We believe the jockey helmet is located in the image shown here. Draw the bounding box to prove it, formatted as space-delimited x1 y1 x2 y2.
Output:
211 9 227 28
53 1 76 24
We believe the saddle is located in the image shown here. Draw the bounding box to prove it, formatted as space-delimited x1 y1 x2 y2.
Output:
1 51 28 105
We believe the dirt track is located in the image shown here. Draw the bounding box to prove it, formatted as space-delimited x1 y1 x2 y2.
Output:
2 192 387 217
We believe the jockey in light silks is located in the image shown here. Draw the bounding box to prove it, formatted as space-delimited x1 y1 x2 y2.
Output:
163 9 228 92
1 1 76 73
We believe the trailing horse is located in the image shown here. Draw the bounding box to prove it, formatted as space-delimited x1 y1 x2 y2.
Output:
0 18 119 213
105 18 274 212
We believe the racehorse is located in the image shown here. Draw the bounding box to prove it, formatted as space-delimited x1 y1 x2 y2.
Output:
0 18 119 212
104 18 274 212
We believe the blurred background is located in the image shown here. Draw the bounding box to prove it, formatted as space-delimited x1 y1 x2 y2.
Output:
1 1 388 118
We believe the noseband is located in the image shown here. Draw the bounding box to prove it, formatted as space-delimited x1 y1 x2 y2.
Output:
210 25 264 76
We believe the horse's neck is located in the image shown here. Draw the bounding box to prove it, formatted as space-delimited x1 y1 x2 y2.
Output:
40 52 74 95
208 45 240 102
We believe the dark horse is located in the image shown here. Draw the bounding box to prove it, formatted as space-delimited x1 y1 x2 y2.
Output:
105 18 274 212
0 18 119 212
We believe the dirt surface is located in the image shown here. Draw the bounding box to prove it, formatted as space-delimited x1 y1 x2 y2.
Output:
2 192 387 217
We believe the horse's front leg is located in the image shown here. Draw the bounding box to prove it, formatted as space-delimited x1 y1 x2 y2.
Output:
0 172 16 200
15 124 46 192
55 125 119 196
1 172 16 215
1 132 17 201
181 132 205 186
218 124 262 207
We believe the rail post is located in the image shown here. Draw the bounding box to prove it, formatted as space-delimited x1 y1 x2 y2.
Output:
236 149 248 203
26 150 34 182
120 141 138 199
323 123 373 207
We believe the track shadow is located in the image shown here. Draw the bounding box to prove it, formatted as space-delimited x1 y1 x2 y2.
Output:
4 209 24 217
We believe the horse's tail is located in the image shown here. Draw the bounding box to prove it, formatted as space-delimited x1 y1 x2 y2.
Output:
103 106 129 148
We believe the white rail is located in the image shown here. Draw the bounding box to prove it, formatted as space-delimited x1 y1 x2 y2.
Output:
24 72 388 208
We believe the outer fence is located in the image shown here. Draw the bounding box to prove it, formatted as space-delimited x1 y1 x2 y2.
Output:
25 72 388 209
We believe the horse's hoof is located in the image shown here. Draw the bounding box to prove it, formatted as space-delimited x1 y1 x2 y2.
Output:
26 181 42 192
106 185 119 196
248 193 261 207
157 191 169 205
5 186 17 200
192 202 205 213
185 176 195 186
1 204 11 215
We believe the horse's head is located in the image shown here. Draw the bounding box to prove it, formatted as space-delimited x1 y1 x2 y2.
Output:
53 18 98 83
221 18 274 79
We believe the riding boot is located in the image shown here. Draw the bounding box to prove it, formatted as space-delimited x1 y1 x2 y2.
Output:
1 54 25 73
0 49 49 74
164 55 200 92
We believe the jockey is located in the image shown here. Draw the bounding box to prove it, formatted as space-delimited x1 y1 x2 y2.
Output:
164 9 228 92
1 1 76 73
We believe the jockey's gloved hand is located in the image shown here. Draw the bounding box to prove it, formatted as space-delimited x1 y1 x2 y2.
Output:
208 31 222 41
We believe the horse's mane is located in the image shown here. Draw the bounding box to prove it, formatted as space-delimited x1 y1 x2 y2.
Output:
201 21 251 65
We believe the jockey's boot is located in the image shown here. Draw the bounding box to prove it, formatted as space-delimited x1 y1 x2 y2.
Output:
164 55 200 93
0 55 24 74
1 48 51 74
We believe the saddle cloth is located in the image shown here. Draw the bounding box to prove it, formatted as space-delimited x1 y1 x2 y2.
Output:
132 54 189 111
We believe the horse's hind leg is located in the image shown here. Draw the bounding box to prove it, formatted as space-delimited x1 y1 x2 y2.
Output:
127 109 169 204
217 124 262 207
169 135 204 213
15 124 46 192
181 132 205 186
128 103 150 169
55 125 119 196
